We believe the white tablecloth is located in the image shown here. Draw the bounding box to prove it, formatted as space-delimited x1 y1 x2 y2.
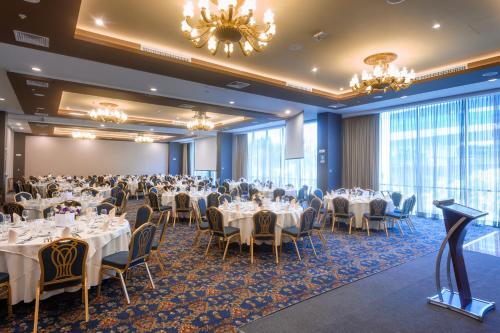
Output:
324 195 395 229
257 188 297 199
20 196 102 220
161 192 209 211
0 219 130 304
220 202 302 245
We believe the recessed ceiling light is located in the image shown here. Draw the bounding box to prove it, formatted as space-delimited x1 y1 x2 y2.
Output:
401 95 408 99
311 67 318 73
150 128 155 131
229 101 235 104
19 127 24 130
100 124 105 127
150 87 157 92
432 23 441 29
0 98 5 101
15 122 21 126
386 0 405 4
31 67 41 72
69 112 85 116
373 95 383 99
482 71 498 77
339 87 344 91
33 93 44 97
285 109 291 114
488 78 497 82
95 18 105 27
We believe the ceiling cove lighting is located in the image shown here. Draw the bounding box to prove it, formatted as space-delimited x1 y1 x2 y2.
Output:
0 98 5 101
72 131 96 140
432 23 441 29
89 102 128 124
94 18 105 27
181 0 276 57
186 111 215 131
349 52 415 94
135 135 155 143
31 66 41 72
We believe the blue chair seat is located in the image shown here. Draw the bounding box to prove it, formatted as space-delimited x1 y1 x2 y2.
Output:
386 211 409 219
313 222 322 230
160 205 171 211
334 212 354 219
0 272 9 283
393 208 401 213
199 222 209 230
363 213 385 221
213 226 240 237
282 226 299 236
253 234 275 240
44 279 83 291
102 251 142 269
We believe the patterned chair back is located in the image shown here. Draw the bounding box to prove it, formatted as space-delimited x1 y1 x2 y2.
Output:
149 187 158 194
239 182 249 194
408 195 416 214
3 202 24 216
206 192 220 208
249 188 259 199
97 202 115 215
369 199 388 217
313 188 324 200
297 186 308 201
230 188 239 198
135 205 153 229
47 183 58 191
49 190 60 198
333 197 350 215
13 181 21 194
128 223 156 266
148 192 160 211
110 186 120 198
299 207 316 233
217 186 226 194
222 181 230 192
81 188 98 197
156 211 170 247
175 193 191 210
197 198 207 218
400 197 413 216
310 197 323 219
63 200 81 207
252 210 277 237
218 194 232 205
273 188 286 200
38 238 88 292
115 190 126 207
391 192 403 207
15 192 33 202
207 207 224 234
43 206 55 218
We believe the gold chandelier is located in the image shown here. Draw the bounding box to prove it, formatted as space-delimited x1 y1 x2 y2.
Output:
187 111 215 131
135 135 154 143
181 0 276 57
349 53 416 94
72 131 96 140
89 102 128 123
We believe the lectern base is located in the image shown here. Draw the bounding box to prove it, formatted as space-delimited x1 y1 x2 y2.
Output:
428 288 495 321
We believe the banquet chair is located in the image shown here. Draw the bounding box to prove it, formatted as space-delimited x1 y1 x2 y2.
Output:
249 188 259 200
239 182 250 198
135 181 146 199
205 207 241 260
310 197 326 223
297 185 308 203
0 272 12 317
63 200 81 207
229 188 239 199
81 188 98 197
362 199 388 236
217 186 226 194
149 187 158 194
206 192 220 208
282 207 317 261
97 202 115 215
193 198 210 247
251 210 279 264
150 211 171 274
46 183 58 192
218 194 232 205
222 181 230 193
3 202 24 217
110 186 120 199
310 197 327 246
118 193 130 216
385 195 415 235
148 192 170 225
335 188 347 194
174 193 193 228
313 188 324 200
391 192 403 209
272 188 286 201
133 205 153 230
98 223 156 304
101 196 117 205
115 190 128 214
48 189 60 198
13 181 21 194
331 197 356 234
43 206 56 219
14 191 33 202
34 238 89 333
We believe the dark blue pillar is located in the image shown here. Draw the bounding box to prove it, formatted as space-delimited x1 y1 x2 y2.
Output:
217 132 233 183
168 142 182 175
317 113 342 192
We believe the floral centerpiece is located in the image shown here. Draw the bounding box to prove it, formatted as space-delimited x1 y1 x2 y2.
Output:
54 204 82 227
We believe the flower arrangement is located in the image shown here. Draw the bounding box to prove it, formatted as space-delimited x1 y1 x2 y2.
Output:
54 204 82 216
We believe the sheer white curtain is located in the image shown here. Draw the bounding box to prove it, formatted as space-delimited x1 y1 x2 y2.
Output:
380 92 500 224
247 122 317 188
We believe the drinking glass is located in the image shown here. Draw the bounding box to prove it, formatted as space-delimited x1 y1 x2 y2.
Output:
101 209 108 216
22 210 29 223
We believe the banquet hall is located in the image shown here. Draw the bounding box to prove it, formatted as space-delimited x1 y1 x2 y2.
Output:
0 0 499 332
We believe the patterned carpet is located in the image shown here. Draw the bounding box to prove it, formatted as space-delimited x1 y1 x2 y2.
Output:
0 199 493 332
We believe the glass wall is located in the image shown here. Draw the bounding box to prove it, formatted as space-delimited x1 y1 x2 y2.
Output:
379 92 500 224
247 122 317 189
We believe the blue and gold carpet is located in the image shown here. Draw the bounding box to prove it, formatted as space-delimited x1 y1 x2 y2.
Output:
0 200 493 332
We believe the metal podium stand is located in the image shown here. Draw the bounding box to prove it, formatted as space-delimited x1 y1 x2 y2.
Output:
428 199 495 321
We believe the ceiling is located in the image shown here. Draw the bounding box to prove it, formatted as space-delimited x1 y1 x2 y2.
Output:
77 0 500 92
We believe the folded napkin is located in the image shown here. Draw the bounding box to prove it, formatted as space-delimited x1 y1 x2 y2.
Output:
85 207 93 216
108 208 116 218
223 199 229 209
12 213 21 224
102 220 110 231
235 204 240 212
61 227 71 237
21 197 27 202
275 196 280 202
36 193 41 200
8 229 17 244
119 213 127 224
290 198 296 205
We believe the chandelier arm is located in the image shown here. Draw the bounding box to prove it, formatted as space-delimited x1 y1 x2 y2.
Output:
238 41 251 56
185 17 213 30
240 26 273 42
185 26 212 42
209 40 221 56
241 32 265 52
200 8 213 24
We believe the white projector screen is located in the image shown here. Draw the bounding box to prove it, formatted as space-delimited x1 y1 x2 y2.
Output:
285 111 304 159
195 137 217 171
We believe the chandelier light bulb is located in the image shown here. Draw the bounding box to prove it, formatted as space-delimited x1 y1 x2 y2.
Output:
198 0 209 9
263 9 274 24
183 1 194 17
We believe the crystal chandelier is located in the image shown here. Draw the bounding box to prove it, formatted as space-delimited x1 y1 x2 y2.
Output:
89 102 128 123
187 111 215 131
181 0 276 57
72 131 96 140
349 53 416 94
135 135 154 143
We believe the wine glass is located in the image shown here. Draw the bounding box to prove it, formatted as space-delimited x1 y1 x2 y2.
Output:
22 210 29 223
101 209 108 216
91 207 98 217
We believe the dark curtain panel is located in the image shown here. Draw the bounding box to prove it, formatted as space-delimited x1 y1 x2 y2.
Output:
342 114 380 190
232 134 248 180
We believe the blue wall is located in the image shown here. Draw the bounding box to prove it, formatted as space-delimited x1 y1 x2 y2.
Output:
217 132 233 183
168 142 182 175
317 113 342 191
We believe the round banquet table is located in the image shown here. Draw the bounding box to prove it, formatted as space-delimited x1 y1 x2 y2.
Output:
228 182 241 191
323 194 395 229
256 187 297 199
20 196 103 220
219 201 302 245
161 191 209 211
0 217 131 304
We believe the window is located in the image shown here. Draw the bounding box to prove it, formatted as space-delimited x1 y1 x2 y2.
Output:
380 92 500 225
247 122 317 189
